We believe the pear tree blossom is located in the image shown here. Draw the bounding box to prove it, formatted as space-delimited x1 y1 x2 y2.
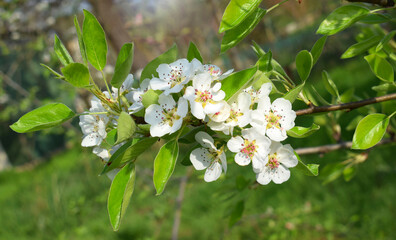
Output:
144 94 188 137
208 92 251 135
251 97 296 142
190 131 227 182
183 72 225 120
256 142 298 185
191 58 233 80
227 128 271 172
79 113 109 147
128 78 151 113
150 58 193 95
243 82 272 106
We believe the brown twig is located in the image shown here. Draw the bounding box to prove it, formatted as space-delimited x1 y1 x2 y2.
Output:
296 93 396 116
295 138 395 155
346 0 395 7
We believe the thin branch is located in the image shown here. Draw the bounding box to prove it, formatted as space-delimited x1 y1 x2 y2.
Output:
346 0 395 7
295 138 395 155
296 93 396 116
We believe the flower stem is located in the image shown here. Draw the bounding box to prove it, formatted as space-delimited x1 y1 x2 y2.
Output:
267 0 290 14
101 70 114 101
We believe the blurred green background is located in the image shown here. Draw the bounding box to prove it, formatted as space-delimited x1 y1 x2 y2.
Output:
1 0 395 239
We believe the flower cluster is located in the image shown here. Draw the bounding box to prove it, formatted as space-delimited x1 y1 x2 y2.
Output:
79 58 298 185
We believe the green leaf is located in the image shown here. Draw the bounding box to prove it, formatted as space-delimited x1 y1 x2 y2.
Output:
103 137 159 174
82 9 107 71
10 103 75 133
61 63 90 87
294 152 319 176
322 70 339 98
219 0 262 33
359 13 391 24
372 83 396 93
256 50 272 72
106 129 118 146
251 41 289 79
221 67 257 101
364 54 394 82
179 126 205 144
352 114 389 150
343 166 356 182
179 143 199 166
187 42 203 63
341 35 382 59
340 88 354 103
108 163 136 231
310 36 327 65
116 112 136 144
153 140 179 195
287 123 320 138
74 16 88 65
40 64 64 79
221 8 266 53
317 5 370 36
295 50 313 82
283 83 305 103
229 200 244 227
141 89 160 108
111 43 134 88
54 34 74 66
376 30 396 52
140 44 178 82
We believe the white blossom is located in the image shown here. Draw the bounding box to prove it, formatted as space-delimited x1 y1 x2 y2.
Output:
183 72 225 120
256 142 298 185
208 92 251 135
150 59 193 95
191 58 233 80
251 97 296 141
93 144 122 181
128 78 151 113
227 128 271 172
79 113 109 147
144 94 188 137
112 74 134 97
243 82 272 106
190 131 227 182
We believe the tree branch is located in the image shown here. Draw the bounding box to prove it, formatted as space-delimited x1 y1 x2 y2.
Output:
346 0 395 7
296 93 396 116
295 138 395 155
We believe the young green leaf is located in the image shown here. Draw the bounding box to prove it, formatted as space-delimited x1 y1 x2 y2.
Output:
294 152 319 176
74 16 88 65
364 54 394 82
372 83 396 93
283 83 305 103
82 9 108 71
341 35 382 59
376 30 396 52
256 50 272 72
108 163 136 231
310 36 327 65
153 140 179 195
116 112 136 144
111 43 134 88
359 13 391 24
187 42 203 63
287 123 320 138
219 0 262 33
103 137 159 174
141 89 160 108
352 114 389 150
322 70 339 98
54 34 74 66
106 129 118 146
61 63 90 87
221 67 257 101
140 44 178 82
295 50 313 82
251 42 289 79
229 200 245 227
221 8 267 53
317 5 370 36
10 103 75 133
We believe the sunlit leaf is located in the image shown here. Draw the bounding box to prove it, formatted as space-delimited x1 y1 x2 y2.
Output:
74 16 88 65
140 44 178 82
219 0 262 33
10 103 75 133
296 50 313 82
54 34 74 66
352 114 389 149
341 35 382 59
187 42 203 63
364 54 394 82
310 36 327 65
287 123 320 138
111 43 134 88
61 63 90 87
221 67 257 101
283 83 305 103
376 30 396 52
153 140 179 195
294 152 319 176
116 112 136 144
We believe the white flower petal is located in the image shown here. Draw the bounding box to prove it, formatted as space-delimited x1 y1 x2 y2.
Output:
212 90 225 101
252 155 265 173
227 136 244 153
195 131 216 149
266 127 287 142
150 122 172 137
158 94 176 109
271 165 290 184
258 83 272 97
176 97 188 118
183 86 196 101
190 101 206 120
220 152 227 173
193 72 212 91
150 77 170 90
81 133 103 147
204 161 222 182
144 104 164 125
190 148 212 170
235 152 251 166
204 102 223 115
256 167 272 185
278 144 298 168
